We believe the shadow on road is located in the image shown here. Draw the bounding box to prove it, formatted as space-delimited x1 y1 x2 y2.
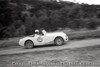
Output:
22 43 67 49
34 44 56 48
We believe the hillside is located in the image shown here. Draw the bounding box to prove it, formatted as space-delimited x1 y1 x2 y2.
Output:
0 0 100 39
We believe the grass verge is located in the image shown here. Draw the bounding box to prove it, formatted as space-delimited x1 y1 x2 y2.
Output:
1 29 100 48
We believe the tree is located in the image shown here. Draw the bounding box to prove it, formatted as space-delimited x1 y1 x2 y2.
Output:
38 9 51 30
86 18 98 30
25 14 38 34
68 4 83 19
0 0 12 26
15 25 26 36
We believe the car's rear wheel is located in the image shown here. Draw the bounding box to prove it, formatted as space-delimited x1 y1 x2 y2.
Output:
25 40 34 49
54 37 64 46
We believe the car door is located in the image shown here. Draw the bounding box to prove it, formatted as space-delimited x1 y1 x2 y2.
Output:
41 34 54 45
33 34 45 45
35 33 54 45
36 34 50 45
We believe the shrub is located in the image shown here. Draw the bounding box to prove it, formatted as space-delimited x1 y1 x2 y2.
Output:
15 25 26 36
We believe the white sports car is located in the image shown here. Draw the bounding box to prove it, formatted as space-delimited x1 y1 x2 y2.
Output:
19 30 68 48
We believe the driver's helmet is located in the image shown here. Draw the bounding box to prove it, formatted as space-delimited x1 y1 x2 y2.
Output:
35 29 39 34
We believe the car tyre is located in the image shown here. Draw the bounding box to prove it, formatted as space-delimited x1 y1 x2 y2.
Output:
54 37 64 46
25 40 34 49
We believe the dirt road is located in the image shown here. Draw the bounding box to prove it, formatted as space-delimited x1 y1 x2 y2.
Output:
0 38 100 55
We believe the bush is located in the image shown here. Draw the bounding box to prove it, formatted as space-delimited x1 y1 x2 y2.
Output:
15 25 26 36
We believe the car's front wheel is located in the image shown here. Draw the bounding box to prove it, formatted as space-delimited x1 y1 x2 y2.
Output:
25 40 34 49
54 37 64 46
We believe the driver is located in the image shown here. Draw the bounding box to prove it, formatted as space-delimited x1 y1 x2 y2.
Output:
35 29 39 35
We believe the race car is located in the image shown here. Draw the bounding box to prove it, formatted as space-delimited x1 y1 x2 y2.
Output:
19 29 68 49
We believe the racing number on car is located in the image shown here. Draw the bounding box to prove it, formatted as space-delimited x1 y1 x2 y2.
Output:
37 37 43 42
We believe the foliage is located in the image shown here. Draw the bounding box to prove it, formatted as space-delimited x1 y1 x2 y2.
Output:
15 25 26 36
0 0 100 39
